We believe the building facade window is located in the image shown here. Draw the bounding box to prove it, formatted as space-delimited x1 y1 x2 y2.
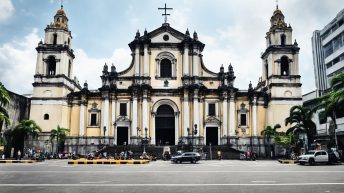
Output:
88 102 100 127
208 103 216 116
120 103 127 116
44 114 49 120
47 56 56 75
155 52 177 79
281 34 286 46
237 103 249 127
53 33 57 45
280 56 290 76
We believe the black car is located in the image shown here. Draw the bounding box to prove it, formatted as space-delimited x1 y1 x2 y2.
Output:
171 152 201 163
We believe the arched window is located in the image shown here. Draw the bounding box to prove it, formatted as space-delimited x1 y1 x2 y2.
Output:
47 56 56 75
44 114 49 120
280 56 289 76
281 34 286 46
53 33 57 45
265 60 269 80
160 59 172 78
68 38 70 46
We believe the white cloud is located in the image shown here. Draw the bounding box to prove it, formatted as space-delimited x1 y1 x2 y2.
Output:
73 48 132 90
0 0 14 23
0 28 40 94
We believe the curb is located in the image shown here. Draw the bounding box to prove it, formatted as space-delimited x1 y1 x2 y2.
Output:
68 159 150 165
278 159 298 164
0 160 38 164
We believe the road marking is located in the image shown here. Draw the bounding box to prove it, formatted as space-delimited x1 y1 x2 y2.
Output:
80 181 110 184
0 183 344 187
1 170 343 173
251 181 276 183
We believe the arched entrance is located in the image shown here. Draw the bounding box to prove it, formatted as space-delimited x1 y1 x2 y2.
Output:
155 105 175 145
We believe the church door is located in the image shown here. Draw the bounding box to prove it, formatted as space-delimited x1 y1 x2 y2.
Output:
117 127 128 145
155 105 175 145
206 127 218 145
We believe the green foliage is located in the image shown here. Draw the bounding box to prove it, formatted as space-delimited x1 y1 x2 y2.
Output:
13 120 42 139
50 125 70 153
275 132 294 147
284 105 316 147
0 82 10 131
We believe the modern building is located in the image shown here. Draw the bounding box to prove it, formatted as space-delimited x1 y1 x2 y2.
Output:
308 8 344 151
312 8 344 95
29 5 302 155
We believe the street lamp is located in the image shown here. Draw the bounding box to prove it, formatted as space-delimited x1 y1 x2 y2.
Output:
103 126 107 144
143 127 149 153
187 124 198 152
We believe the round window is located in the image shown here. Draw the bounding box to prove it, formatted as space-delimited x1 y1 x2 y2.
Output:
163 34 169 41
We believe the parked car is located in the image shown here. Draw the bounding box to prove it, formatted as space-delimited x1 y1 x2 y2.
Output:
171 152 201 164
298 150 334 165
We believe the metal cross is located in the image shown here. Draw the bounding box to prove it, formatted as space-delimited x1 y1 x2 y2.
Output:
158 3 173 23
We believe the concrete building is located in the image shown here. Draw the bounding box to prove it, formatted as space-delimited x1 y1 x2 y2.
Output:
28 5 302 155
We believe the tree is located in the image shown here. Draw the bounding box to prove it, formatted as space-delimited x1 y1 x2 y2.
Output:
285 105 316 150
261 124 281 158
275 132 295 159
12 120 42 153
0 82 10 139
50 125 70 153
316 72 344 150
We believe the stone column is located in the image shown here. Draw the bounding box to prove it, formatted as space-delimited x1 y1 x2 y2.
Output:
175 112 179 145
103 95 109 136
229 94 236 136
193 90 199 137
79 101 85 136
183 45 189 76
142 93 148 133
192 50 199 76
111 97 116 140
132 96 138 142
143 45 149 76
252 96 258 136
134 46 140 76
222 95 228 138
183 93 189 138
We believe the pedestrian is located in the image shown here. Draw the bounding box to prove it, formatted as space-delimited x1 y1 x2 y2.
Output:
217 150 222 160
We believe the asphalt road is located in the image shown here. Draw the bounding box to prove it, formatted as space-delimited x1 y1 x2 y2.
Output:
0 160 343 193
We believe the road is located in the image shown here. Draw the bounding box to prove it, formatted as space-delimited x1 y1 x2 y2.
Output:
0 160 343 193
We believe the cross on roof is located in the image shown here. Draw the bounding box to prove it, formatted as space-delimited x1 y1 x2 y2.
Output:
158 3 173 23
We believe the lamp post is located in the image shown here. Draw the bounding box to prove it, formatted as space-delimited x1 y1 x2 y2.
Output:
187 124 198 152
137 127 140 145
143 127 148 153
103 126 107 144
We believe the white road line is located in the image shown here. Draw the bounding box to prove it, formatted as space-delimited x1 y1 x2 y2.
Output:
1 170 343 173
0 183 344 187
80 181 110 184
251 181 276 183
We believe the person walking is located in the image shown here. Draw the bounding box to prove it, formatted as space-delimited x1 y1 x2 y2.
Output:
17 150 21 160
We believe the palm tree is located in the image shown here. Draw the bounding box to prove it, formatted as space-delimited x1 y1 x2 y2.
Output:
12 120 42 153
261 124 281 158
316 72 344 150
50 125 70 153
284 105 316 150
0 82 10 136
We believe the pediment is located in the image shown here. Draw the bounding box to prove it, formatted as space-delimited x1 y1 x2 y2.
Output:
151 32 183 43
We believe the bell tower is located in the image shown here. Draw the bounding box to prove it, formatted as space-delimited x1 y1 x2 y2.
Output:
261 6 302 129
30 5 81 132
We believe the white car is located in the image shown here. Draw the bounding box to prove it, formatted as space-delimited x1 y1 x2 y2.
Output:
298 150 329 165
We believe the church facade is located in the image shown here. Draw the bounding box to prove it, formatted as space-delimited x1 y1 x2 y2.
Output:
30 5 302 154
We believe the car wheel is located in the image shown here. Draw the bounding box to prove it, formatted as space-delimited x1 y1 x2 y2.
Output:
309 159 315 166
177 160 181 164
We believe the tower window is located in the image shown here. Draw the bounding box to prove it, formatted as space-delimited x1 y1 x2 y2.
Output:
44 114 49 120
160 59 172 78
265 60 268 80
53 34 57 45
281 34 286 46
68 38 70 46
280 56 289 76
120 103 127 116
240 114 247 126
47 56 56 75
208 103 215 116
68 60 71 78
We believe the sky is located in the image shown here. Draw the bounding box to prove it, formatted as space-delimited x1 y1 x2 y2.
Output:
0 0 343 95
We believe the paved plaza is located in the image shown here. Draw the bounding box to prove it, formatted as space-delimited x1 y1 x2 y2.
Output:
0 160 343 193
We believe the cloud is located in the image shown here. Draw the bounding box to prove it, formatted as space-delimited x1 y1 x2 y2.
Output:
73 48 132 90
0 28 40 94
0 0 14 23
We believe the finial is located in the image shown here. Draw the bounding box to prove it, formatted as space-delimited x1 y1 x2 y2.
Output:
144 28 147 36
135 30 140 39
276 0 278 9
193 31 198 40
111 63 116 73
294 39 298 46
83 80 88 89
185 28 190 36
61 0 64 9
